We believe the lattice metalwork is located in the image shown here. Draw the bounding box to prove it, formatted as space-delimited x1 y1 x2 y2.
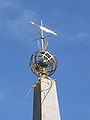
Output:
29 50 57 77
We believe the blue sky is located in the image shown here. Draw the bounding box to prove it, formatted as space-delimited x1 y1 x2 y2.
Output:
0 0 90 119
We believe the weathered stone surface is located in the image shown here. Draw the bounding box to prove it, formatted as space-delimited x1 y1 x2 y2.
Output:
33 83 41 120
33 75 61 120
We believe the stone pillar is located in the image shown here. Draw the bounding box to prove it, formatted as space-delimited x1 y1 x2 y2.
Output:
33 75 61 120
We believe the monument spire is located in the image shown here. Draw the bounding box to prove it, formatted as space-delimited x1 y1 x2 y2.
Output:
29 20 61 120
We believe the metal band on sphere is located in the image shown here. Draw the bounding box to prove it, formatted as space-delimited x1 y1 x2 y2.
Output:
29 50 57 77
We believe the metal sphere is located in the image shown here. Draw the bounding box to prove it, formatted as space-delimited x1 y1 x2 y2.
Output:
29 50 57 77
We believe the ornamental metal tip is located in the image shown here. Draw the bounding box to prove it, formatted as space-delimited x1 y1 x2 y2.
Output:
31 20 57 50
31 21 34 24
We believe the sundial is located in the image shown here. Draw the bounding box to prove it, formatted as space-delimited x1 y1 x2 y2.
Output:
29 21 57 77
27 20 61 120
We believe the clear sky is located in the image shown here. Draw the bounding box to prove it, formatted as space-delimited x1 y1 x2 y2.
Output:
0 0 90 120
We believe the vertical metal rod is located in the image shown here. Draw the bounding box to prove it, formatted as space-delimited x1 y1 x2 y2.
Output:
41 20 44 50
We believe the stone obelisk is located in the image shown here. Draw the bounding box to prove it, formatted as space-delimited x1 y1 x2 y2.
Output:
29 21 61 120
33 75 61 120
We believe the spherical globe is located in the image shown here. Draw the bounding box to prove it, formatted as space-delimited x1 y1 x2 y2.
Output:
29 50 57 77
